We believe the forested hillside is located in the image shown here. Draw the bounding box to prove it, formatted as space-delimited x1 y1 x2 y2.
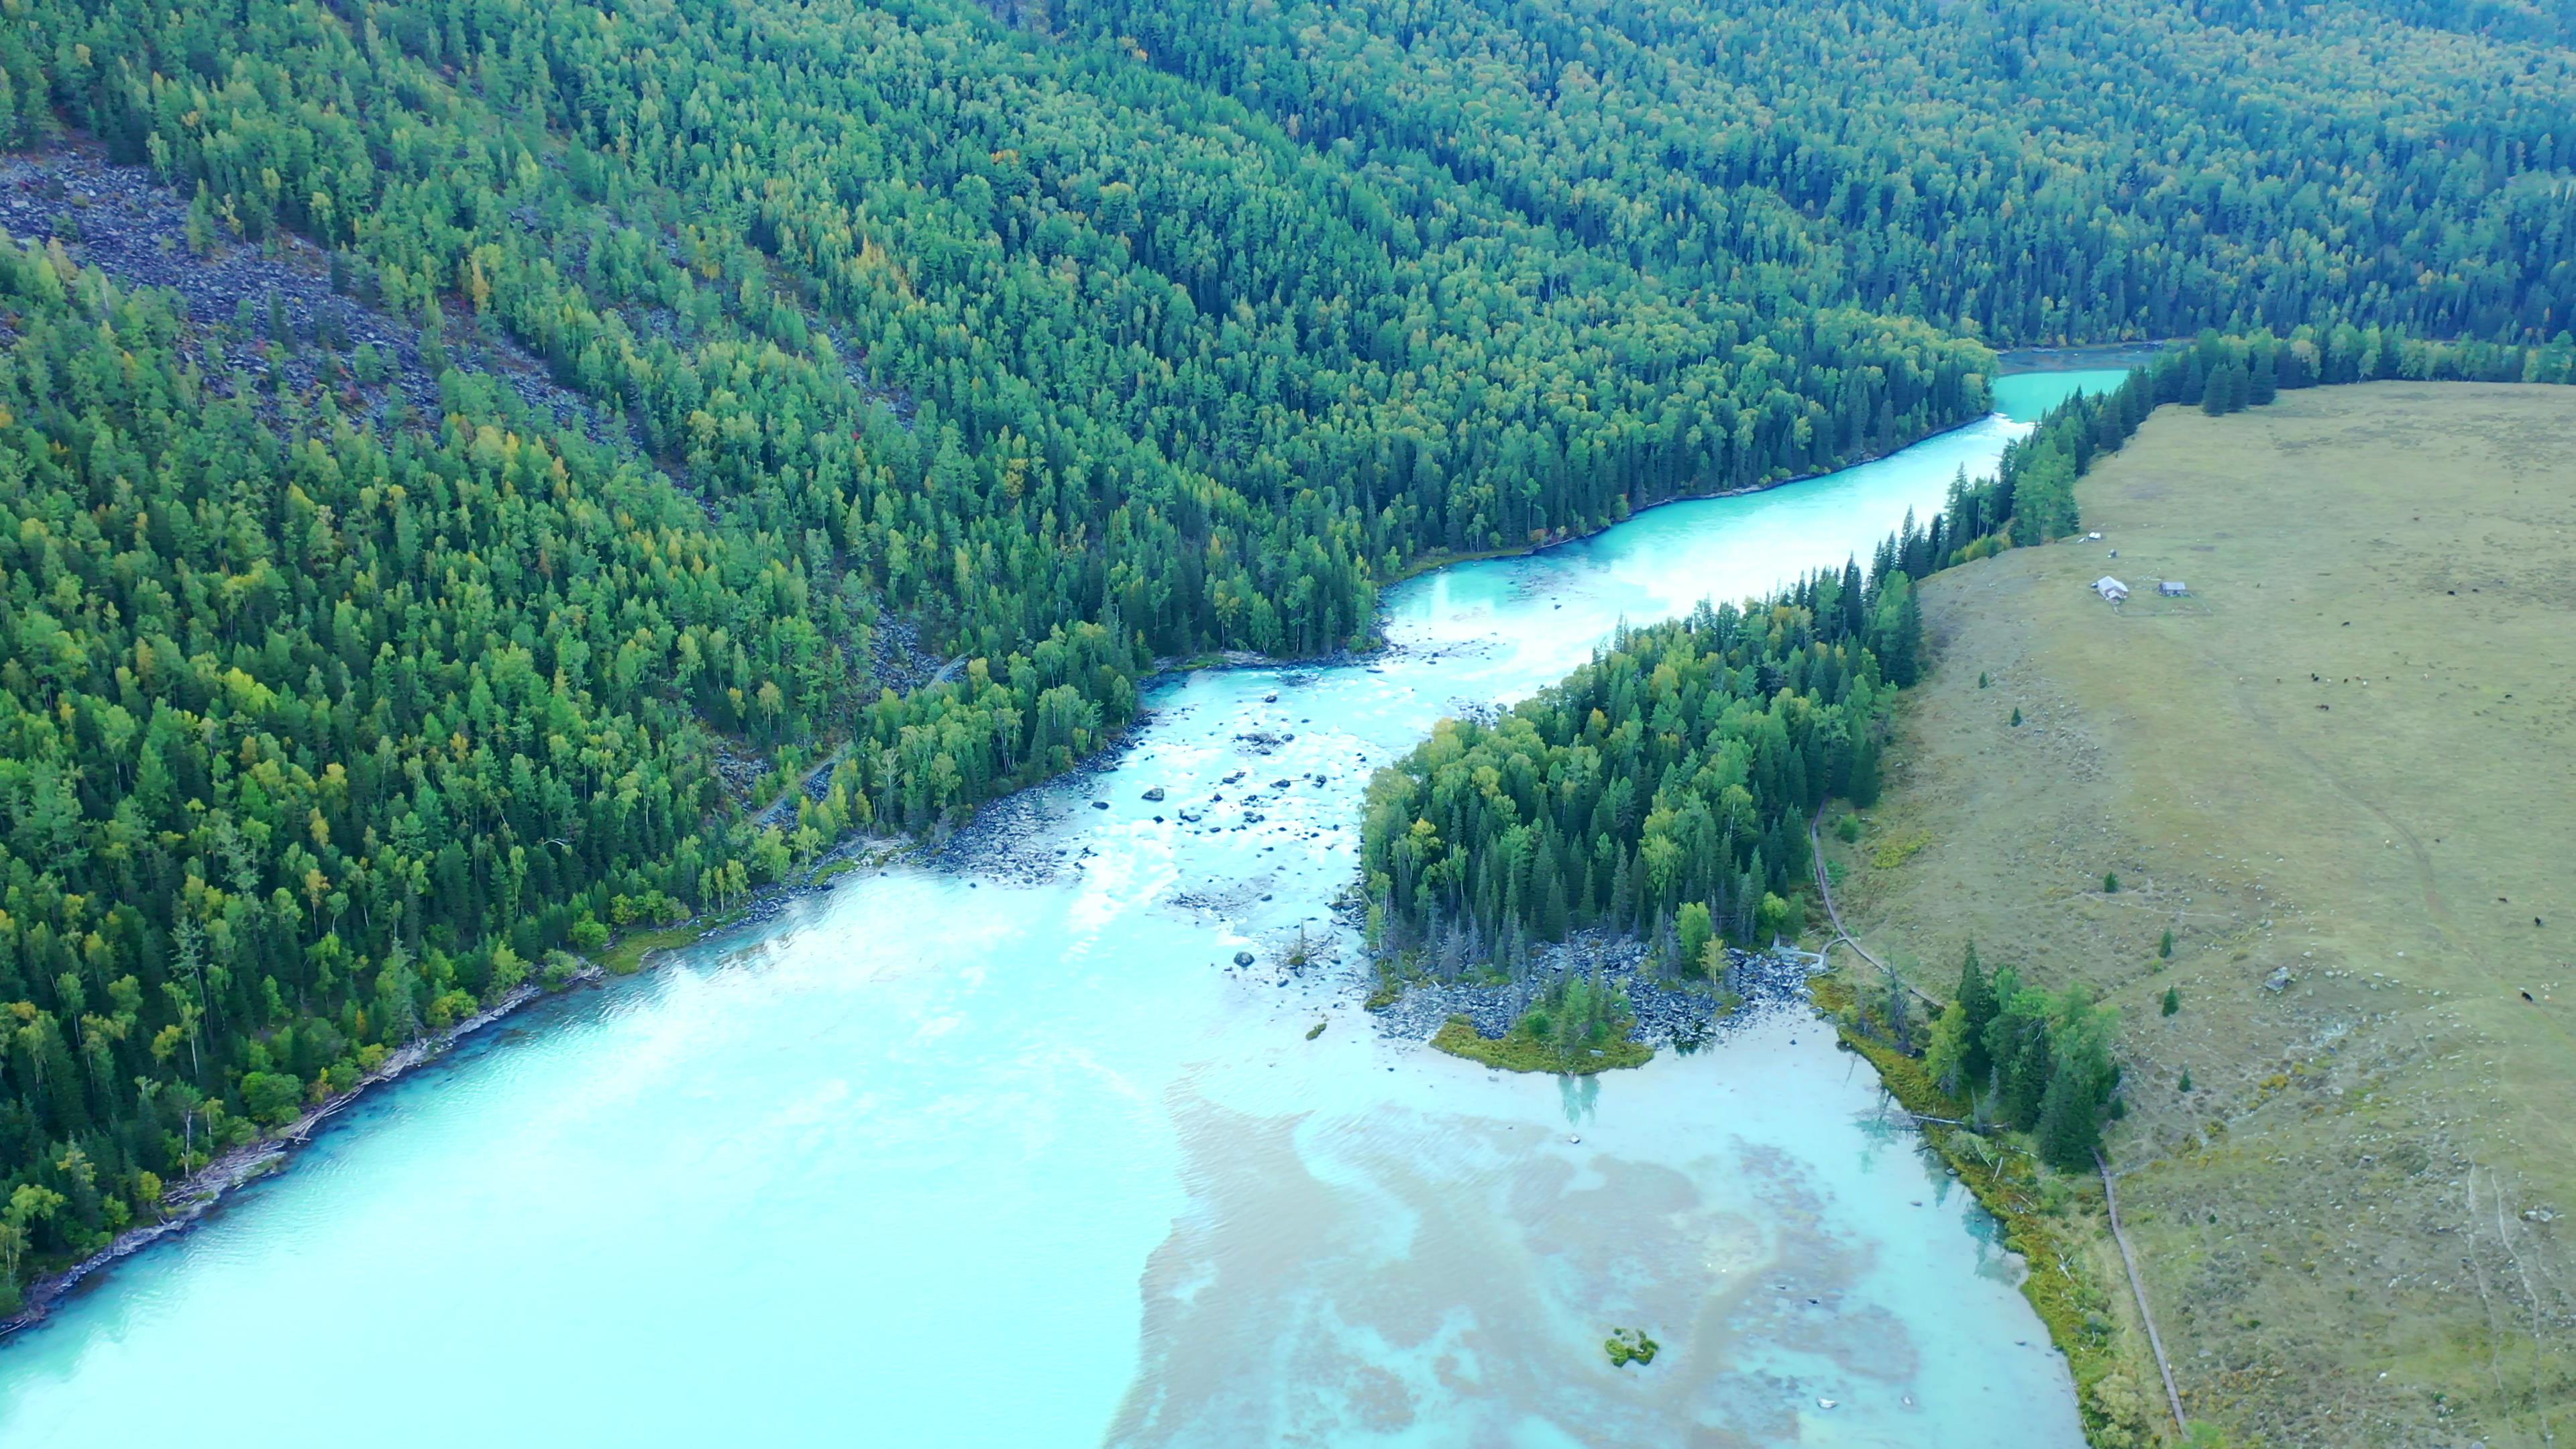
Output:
1066 0 2576 344
1 0 2571 1310
5 0 1993 642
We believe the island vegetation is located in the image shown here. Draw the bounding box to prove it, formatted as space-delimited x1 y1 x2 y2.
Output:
1603 1326 1660 1368
1428 970 1652 1074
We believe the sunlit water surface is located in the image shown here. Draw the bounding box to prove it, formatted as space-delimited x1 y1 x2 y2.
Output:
0 374 2119 1446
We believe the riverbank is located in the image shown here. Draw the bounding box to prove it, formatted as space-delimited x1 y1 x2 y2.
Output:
1817 383 2576 1446
0 820 929 1339
0 969 600 1338
1994 341 2180 374
1813 969 2166 1448
1381 413 2000 590
1366 933 1823 1046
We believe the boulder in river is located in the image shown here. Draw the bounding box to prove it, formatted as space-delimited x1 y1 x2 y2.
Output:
1233 950 1256 966
1141 786 1166 801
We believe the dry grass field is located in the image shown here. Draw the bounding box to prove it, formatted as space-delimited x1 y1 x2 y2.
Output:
1825 382 2576 1446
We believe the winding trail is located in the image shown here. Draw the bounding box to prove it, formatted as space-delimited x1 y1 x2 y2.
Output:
1809 808 1940 1009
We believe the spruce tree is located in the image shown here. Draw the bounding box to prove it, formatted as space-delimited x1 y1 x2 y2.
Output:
2200 362 2232 415
2249 346 2279 405
2004 1024 2054 1129
2036 1069 2101 1171
1955 944 1997 1085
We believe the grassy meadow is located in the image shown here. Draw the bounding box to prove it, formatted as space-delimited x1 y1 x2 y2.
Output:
1823 383 2576 1446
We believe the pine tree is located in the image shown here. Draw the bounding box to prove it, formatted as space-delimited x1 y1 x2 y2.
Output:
2035 1068 2101 1171
1847 737 1882 808
1541 865 1571 942
1955 944 1997 1085
2004 1024 2053 1128
2200 363 2235 415
2161 986 2180 1016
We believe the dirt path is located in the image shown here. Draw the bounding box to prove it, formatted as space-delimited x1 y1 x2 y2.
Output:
2098 1149 2189 1434
1810 808 1941 1009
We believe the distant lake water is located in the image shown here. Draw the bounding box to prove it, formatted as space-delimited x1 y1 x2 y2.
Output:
0 373 2123 1447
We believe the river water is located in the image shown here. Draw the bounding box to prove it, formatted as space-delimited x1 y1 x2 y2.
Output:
0 374 2121 1446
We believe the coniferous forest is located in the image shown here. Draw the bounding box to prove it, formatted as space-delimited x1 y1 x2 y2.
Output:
1 0 2573 1305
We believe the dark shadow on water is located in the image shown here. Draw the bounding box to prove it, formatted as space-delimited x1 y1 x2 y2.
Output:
1558 1073 1599 1124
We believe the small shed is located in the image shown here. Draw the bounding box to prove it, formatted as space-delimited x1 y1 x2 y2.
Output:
2159 580 2188 596
2094 576 2129 602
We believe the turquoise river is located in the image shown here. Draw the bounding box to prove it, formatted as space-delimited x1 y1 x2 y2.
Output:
0 374 2124 1446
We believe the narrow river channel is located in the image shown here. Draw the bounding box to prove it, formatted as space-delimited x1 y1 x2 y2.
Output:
0 374 2122 1447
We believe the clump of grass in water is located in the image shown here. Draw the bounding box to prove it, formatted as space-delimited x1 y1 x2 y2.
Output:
1363 964 1402 1010
1432 1016 1652 1073
1604 1327 1660 1368
1305 1020 1327 1040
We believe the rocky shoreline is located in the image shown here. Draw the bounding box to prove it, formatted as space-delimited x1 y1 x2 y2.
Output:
0 818 933 1341
1367 932 1827 1053
0 969 600 1339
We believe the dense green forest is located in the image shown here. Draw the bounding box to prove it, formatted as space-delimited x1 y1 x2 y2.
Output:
0 239 1162 1303
3 0 1994 643
1 0 2572 1307
1358 578 1917 975
1065 0 2576 345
